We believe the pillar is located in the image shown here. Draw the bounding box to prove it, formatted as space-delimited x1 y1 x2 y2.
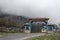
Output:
28 21 32 32
52 26 54 31
29 26 31 31
29 22 32 31
46 22 48 33
25 26 26 30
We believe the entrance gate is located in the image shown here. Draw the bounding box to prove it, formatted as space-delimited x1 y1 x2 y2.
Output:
24 18 49 33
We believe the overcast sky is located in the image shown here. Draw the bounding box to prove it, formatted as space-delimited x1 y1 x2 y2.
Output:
0 0 60 24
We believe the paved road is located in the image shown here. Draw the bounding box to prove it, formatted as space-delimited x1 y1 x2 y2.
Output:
0 33 45 40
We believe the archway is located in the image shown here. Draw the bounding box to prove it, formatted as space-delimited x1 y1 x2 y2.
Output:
23 18 49 33
31 22 45 33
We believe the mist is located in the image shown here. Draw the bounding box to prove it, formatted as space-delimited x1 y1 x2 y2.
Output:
0 0 60 24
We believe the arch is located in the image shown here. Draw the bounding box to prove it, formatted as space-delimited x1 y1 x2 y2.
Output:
23 18 49 33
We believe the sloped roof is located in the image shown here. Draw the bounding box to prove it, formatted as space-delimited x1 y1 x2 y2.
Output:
48 24 57 26
28 18 49 20
28 18 49 22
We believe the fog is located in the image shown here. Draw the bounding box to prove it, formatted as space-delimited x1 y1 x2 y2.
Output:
0 0 60 24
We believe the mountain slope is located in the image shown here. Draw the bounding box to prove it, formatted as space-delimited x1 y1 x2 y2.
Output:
0 13 28 27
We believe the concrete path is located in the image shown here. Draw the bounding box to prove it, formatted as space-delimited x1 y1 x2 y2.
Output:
0 33 45 40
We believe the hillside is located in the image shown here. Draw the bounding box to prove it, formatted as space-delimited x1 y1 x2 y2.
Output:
0 13 28 27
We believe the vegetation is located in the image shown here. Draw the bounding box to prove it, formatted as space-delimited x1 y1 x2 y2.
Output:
25 34 60 40
0 33 22 37
0 18 21 33
0 18 26 37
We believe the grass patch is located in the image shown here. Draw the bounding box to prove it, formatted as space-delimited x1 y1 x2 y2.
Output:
25 34 60 40
0 32 23 37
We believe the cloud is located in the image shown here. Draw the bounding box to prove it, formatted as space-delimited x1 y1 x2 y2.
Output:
0 0 60 24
